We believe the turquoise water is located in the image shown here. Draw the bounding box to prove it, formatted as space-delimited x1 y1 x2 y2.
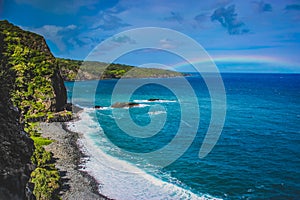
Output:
66 73 300 199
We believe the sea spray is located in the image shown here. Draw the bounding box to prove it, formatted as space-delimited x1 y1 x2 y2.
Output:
66 109 219 200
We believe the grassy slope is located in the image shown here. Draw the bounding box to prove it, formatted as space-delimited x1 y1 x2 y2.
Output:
57 58 183 81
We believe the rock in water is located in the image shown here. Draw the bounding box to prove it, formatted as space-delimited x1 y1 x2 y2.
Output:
111 102 140 108
94 105 103 109
148 98 160 102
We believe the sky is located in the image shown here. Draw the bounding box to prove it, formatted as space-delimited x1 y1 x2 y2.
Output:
1 0 300 73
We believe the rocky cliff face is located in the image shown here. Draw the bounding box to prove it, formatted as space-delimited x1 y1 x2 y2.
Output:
0 97 34 199
0 29 34 198
0 20 67 199
0 20 67 117
52 68 67 111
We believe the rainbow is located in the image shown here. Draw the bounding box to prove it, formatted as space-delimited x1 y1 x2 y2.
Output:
171 55 299 71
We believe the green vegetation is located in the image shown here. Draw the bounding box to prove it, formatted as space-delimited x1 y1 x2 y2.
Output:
57 58 183 81
57 58 82 81
0 20 64 200
45 110 72 122
0 20 60 122
31 167 60 200
28 123 60 200
31 136 53 146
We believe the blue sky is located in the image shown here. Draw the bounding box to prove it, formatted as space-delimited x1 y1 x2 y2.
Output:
1 0 300 72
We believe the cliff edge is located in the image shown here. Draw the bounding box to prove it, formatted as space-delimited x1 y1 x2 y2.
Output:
0 20 67 199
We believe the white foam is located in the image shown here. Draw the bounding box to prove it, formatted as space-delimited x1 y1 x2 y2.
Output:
66 109 221 200
111 103 150 109
96 106 111 110
136 103 150 108
133 100 151 103
148 111 167 115
156 100 177 103
133 99 177 103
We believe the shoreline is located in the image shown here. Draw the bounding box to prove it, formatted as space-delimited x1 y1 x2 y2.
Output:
63 108 211 200
39 119 112 200
38 106 213 200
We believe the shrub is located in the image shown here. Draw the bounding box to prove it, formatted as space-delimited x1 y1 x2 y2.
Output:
30 167 60 200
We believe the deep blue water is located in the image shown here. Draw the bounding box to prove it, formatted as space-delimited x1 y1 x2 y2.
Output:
66 73 300 199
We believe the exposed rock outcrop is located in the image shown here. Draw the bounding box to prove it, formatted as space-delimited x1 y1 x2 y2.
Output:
0 101 35 200
148 98 160 102
51 68 67 112
111 102 140 108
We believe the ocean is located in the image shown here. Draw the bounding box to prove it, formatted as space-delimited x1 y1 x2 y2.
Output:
65 73 300 199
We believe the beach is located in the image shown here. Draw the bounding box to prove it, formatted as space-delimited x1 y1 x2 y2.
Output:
39 121 110 200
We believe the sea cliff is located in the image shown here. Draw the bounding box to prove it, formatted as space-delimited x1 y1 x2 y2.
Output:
0 20 68 199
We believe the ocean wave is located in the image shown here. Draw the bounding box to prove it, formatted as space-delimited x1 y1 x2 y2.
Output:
135 103 150 108
112 103 150 109
133 99 177 103
66 108 220 200
148 110 167 115
96 106 111 110
94 104 150 110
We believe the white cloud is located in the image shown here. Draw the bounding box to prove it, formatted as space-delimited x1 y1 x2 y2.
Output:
112 35 135 44
159 38 177 49
23 24 77 51
66 24 77 30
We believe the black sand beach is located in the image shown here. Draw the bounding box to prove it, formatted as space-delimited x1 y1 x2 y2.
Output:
39 121 111 200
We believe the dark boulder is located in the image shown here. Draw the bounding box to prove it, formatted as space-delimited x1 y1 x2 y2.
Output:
111 102 140 108
148 98 160 102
